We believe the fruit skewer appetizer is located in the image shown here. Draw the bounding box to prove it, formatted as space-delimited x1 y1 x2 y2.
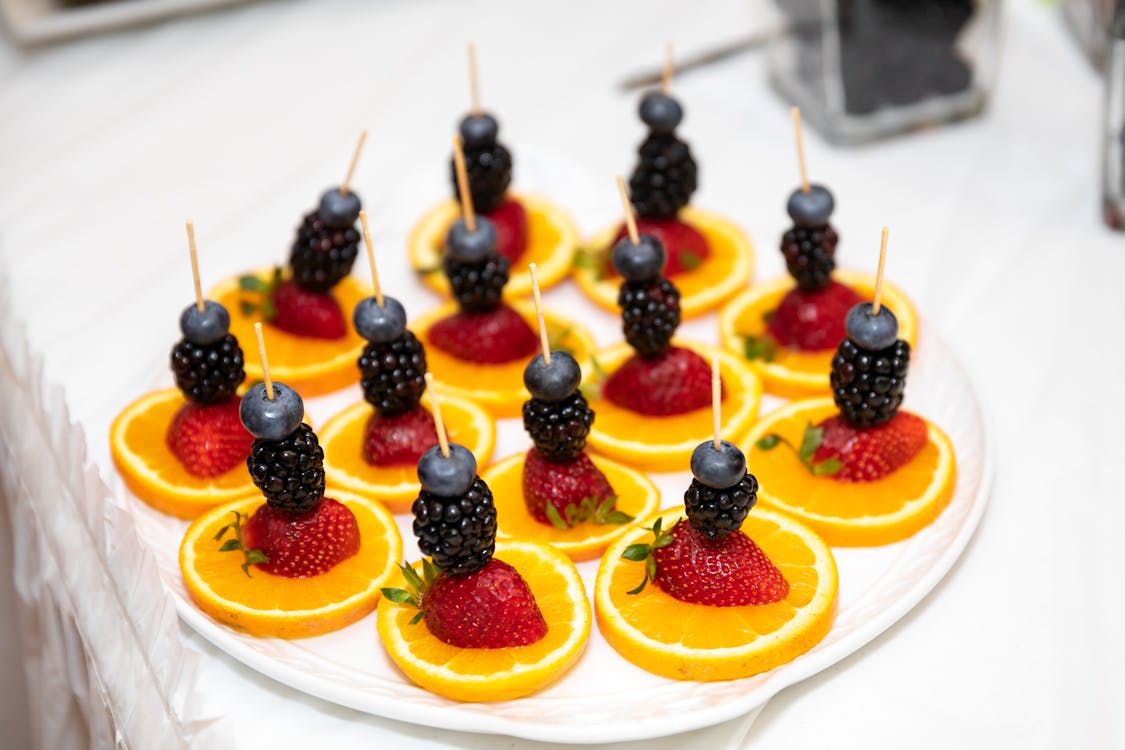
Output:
319 213 495 513
594 359 837 680
481 265 659 561
377 376 591 702
583 178 760 471
179 323 401 638
719 108 917 397
412 136 594 417
744 229 956 546
574 43 755 318
111 223 258 518
410 44 578 298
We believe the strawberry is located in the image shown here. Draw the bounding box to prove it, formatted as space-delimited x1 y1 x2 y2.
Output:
166 399 253 478
239 269 347 340
610 218 710 276
362 406 437 466
602 345 714 416
485 197 529 264
522 448 630 528
766 279 862 351
241 497 360 578
428 303 539 364
812 411 928 482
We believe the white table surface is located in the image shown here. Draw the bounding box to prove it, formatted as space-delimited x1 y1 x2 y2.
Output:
1 0 1124 747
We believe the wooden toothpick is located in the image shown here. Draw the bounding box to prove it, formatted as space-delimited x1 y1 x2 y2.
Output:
185 221 204 312
616 175 639 244
359 210 383 306
452 134 477 232
424 373 451 457
253 322 275 400
467 42 482 117
873 227 889 315
791 107 810 194
340 130 368 196
661 41 674 94
711 355 722 450
529 263 551 366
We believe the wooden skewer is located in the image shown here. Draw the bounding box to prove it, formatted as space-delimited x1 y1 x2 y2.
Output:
424 373 451 457
185 221 204 312
711 355 722 450
467 42 482 117
358 211 384 306
339 130 368 196
661 41 674 94
616 175 639 244
529 263 551 366
452 134 477 232
253 322 275 400
873 227 889 315
791 107 810 194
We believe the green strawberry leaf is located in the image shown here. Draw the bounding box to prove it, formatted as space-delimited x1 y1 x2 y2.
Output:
798 423 824 464
544 502 570 531
743 335 778 362
219 539 242 553
238 275 267 292
812 458 843 476
421 558 440 587
216 510 268 578
381 587 417 604
679 249 702 271
245 550 269 565
409 611 426 625
239 300 258 317
625 577 648 596
621 543 651 561
755 434 782 451
401 564 425 592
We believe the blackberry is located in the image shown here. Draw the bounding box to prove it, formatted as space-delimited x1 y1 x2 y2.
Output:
247 423 326 514
831 338 910 428
683 472 759 539
619 278 681 358
444 254 510 313
358 331 427 416
289 211 361 293
412 477 496 576
522 392 594 461
170 334 245 404
450 141 512 214
781 224 839 291
628 133 698 220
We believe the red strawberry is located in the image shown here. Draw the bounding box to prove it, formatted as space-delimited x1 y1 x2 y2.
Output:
271 279 347 340
653 521 789 606
610 218 710 276
812 411 928 482
421 559 548 648
485 197 529 264
242 497 360 578
766 280 862 351
363 406 437 466
522 448 617 526
428 303 538 364
602 346 715 416
166 399 253 478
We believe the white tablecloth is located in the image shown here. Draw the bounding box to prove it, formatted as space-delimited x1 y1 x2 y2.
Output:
1 0 1123 747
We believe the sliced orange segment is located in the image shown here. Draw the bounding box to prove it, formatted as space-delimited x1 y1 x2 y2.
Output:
583 341 762 472
574 207 755 319
719 270 919 399
110 389 259 519
377 540 591 701
595 506 837 681
482 452 661 562
742 398 956 546
320 395 496 514
411 299 595 418
409 193 578 298
208 270 370 397
180 492 402 638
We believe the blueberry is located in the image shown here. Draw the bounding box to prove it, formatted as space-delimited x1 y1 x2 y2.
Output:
179 300 230 345
690 440 747 489
845 302 899 351
417 443 477 497
786 185 835 227
459 112 500 148
446 216 498 263
639 91 683 134
353 295 406 343
612 234 665 282
523 351 581 401
318 188 362 229
240 382 305 441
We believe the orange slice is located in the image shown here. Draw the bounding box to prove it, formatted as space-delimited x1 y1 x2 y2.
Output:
208 269 371 397
409 193 578 298
411 299 595 418
583 341 762 472
110 388 259 519
377 540 591 701
595 506 837 681
320 395 496 514
482 452 661 562
718 270 919 399
743 398 956 546
180 491 402 638
574 207 755 319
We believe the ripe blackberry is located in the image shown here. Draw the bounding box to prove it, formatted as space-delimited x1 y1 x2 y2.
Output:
289 211 361 293
683 472 759 539
412 477 497 577
443 254 510 313
619 278 681 358
170 334 245 405
450 141 512 214
358 331 427 416
781 224 839 291
522 392 594 461
247 423 326 514
628 133 698 220
831 338 910 428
